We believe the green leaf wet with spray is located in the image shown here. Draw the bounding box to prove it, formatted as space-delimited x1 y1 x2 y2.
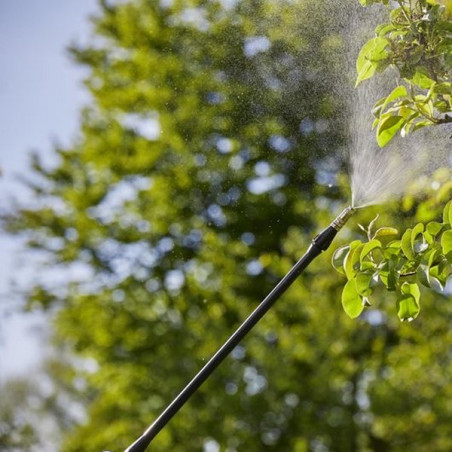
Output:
355 37 389 87
376 115 405 147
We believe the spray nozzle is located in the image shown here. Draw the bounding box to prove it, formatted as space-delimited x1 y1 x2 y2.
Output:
311 206 355 252
331 206 355 231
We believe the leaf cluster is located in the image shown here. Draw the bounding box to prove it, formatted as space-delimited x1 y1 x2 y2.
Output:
333 201 452 321
356 0 452 146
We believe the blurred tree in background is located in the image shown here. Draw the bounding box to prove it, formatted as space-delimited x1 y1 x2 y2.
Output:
0 379 42 451
0 359 75 452
3 0 452 451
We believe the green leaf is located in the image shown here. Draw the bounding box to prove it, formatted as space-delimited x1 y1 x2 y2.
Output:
417 264 431 288
355 272 373 297
356 37 389 86
356 61 377 87
430 277 444 293
433 82 452 95
401 282 421 305
375 58 390 74
332 245 350 275
417 250 439 288
411 121 432 133
373 227 399 239
397 295 420 321
427 249 438 268
372 96 387 118
383 240 401 258
397 282 421 322
443 201 452 225
411 223 425 253
387 256 399 290
437 182 452 202
360 239 382 262
379 255 398 290
366 37 390 61
375 22 396 36
435 100 450 113
342 279 364 319
376 115 405 147
411 222 424 238
358 0 385 5
419 100 434 118
426 221 443 237
409 69 436 90
401 228 414 260
441 230 452 255
400 111 420 137
344 241 364 280
380 85 408 114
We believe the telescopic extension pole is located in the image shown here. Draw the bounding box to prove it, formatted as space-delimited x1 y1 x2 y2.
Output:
124 206 355 452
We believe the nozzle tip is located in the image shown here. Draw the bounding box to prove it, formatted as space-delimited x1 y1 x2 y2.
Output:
331 206 355 231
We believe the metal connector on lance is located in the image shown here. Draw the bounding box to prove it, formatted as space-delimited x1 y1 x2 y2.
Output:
331 206 355 231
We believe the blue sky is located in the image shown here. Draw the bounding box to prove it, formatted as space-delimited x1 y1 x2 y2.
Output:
0 0 98 378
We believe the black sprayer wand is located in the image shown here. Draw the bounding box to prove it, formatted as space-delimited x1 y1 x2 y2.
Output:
124 206 355 452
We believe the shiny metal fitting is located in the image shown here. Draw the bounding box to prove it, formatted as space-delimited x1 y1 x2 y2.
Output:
331 206 355 231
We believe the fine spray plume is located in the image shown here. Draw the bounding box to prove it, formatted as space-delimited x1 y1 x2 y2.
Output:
341 4 451 210
332 0 452 208
349 80 452 209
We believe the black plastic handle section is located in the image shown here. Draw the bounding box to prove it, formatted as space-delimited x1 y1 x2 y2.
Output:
124 226 338 452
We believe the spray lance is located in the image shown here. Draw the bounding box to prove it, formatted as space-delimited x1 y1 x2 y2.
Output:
123 205 355 452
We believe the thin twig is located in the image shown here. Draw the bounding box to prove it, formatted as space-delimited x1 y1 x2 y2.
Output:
400 271 416 277
397 0 412 24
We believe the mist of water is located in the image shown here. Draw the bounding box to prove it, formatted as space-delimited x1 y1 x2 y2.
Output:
349 80 452 208
340 2 452 208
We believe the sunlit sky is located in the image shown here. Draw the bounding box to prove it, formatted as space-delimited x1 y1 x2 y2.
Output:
0 0 98 378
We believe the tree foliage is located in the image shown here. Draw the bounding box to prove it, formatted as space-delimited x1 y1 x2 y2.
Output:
0 371 73 452
334 196 452 321
4 1 452 451
0 380 39 451
356 0 452 146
